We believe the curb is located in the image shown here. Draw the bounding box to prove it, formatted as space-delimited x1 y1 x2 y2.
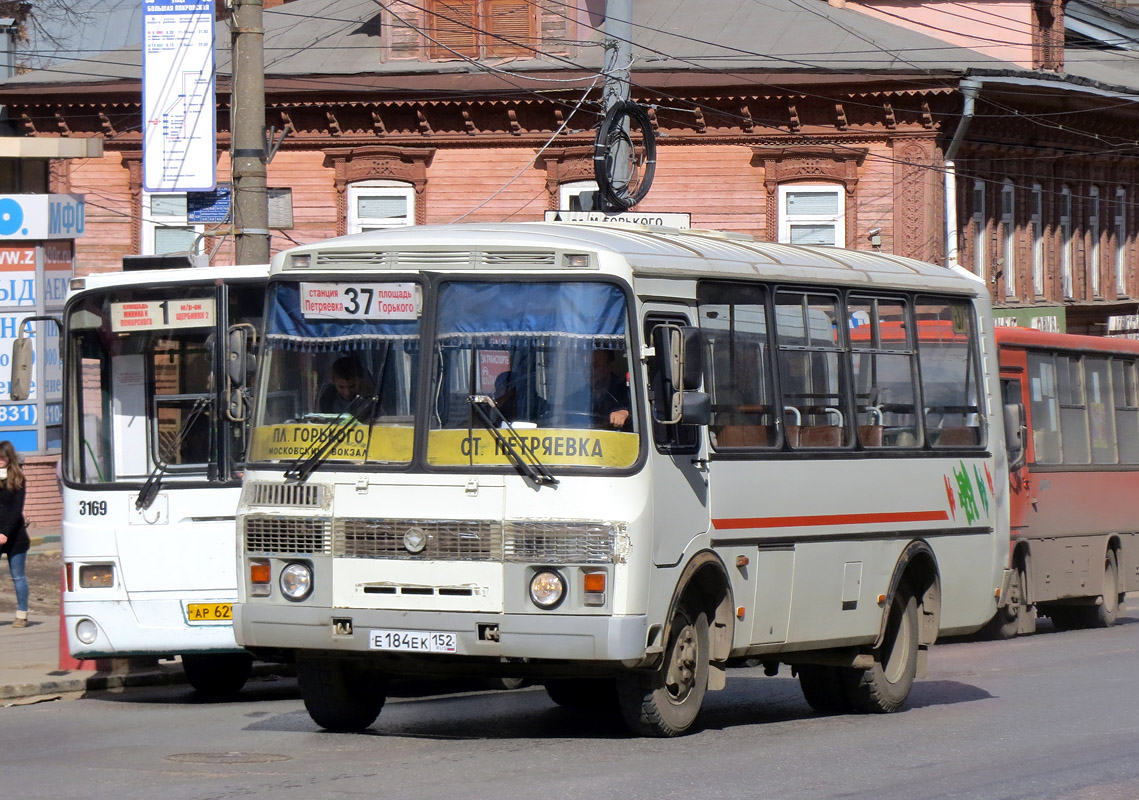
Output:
0 662 291 703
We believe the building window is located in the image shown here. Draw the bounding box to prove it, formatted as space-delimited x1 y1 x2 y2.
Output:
1060 186 1073 298
346 181 416 234
428 1 535 60
972 181 986 281
1032 183 1044 297
1001 180 1016 299
1090 186 1101 297
1116 187 1127 297
778 185 844 246
142 192 202 256
560 180 600 212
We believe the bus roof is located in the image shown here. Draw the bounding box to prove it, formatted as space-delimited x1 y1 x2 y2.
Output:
995 325 1139 355
69 263 270 296
270 222 984 297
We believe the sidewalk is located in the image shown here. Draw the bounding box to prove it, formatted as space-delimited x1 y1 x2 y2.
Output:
0 533 224 705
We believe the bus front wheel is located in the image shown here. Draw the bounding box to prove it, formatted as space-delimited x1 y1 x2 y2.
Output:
842 587 919 713
297 656 388 732
616 598 709 737
1087 549 1123 628
181 653 253 698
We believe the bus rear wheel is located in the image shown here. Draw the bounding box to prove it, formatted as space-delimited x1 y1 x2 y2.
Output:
297 656 387 732
181 653 253 699
842 588 918 713
616 599 709 737
1085 549 1122 628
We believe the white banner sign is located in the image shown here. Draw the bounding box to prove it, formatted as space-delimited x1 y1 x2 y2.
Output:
300 283 420 320
142 0 216 191
111 297 216 332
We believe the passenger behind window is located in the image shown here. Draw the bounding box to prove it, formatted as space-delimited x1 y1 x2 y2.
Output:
577 349 631 430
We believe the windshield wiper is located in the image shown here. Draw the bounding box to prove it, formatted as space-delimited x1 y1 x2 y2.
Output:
136 396 212 511
468 394 558 489
284 394 379 482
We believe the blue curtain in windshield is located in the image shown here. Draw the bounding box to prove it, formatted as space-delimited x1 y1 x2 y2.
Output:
266 284 420 352
436 282 626 349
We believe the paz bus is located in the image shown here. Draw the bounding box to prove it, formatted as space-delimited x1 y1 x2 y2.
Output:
233 222 1014 736
985 326 1139 637
59 264 267 695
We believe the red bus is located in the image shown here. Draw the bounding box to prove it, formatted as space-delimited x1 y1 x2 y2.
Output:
990 326 1139 636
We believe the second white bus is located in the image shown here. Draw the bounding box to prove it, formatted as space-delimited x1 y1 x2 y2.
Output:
61 264 267 695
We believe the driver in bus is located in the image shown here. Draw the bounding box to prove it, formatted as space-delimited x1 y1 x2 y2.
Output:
581 349 631 430
318 356 374 415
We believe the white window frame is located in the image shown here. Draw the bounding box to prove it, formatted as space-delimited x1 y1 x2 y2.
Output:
347 180 416 234
141 191 204 256
1001 180 1016 299
777 184 845 247
972 180 986 281
559 180 600 212
1031 183 1044 297
1116 186 1127 296
1090 185 1101 297
1060 186 1073 298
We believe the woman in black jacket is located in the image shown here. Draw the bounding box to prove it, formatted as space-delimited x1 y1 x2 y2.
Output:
0 440 29 628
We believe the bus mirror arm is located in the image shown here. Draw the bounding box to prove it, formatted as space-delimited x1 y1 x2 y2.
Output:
1003 403 1026 470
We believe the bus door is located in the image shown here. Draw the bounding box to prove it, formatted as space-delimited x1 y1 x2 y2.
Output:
643 308 710 566
999 365 1032 533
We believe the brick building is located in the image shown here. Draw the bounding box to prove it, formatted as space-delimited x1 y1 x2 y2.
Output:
1 0 1138 522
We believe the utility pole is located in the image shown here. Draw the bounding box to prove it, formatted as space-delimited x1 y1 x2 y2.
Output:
602 0 632 112
230 0 269 264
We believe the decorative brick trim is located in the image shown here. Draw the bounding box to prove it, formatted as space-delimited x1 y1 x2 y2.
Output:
535 146 595 210
322 146 435 235
753 145 866 246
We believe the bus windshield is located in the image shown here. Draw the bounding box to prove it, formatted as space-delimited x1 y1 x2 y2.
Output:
248 279 639 471
67 288 222 484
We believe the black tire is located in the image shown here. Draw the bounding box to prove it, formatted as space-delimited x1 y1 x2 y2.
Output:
842 589 919 714
798 665 853 713
297 657 387 732
181 652 253 699
544 678 619 710
981 564 1028 640
1082 549 1123 628
616 600 709 737
484 676 527 691
1046 606 1081 631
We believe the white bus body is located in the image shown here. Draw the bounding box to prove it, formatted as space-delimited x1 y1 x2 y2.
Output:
61 264 267 696
234 223 1010 735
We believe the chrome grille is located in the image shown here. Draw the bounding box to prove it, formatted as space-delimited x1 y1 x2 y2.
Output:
244 482 325 508
335 518 502 561
245 515 332 555
504 522 616 564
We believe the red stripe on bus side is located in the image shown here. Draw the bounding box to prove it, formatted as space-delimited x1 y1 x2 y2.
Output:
712 510 950 530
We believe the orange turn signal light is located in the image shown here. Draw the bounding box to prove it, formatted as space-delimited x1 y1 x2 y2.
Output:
582 573 606 593
250 563 272 584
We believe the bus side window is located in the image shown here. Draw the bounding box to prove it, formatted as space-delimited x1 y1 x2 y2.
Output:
848 295 919 449
645 314 700 454
697 282 779 451
915 297 985 448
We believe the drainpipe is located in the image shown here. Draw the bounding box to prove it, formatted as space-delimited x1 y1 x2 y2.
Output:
944 79 979 270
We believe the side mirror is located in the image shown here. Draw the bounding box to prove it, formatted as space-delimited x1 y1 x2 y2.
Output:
9 334 31 401
1004 403 1026 470
651 323 707 425
225 323 257 422
9 316 61 401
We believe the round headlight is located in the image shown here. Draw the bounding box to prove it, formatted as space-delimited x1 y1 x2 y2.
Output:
75 618 98 645
280 562 313 601
529 569 565 610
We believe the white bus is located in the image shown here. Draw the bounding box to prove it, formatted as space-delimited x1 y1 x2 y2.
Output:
233 223 1012 736
60 264 267 696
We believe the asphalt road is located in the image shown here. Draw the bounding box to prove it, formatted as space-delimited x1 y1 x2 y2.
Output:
2 601 1139 800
